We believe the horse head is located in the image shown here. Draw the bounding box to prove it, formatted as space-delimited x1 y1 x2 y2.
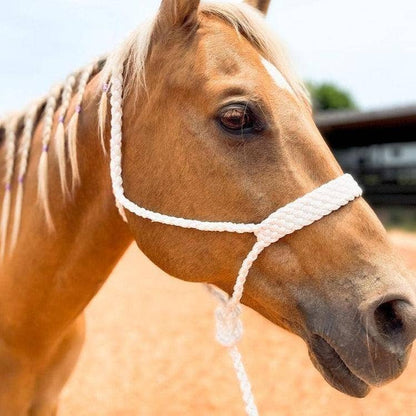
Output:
103 0 416 398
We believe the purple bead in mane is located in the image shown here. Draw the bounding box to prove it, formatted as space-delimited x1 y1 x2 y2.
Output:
75 105 82 114
58 115 65 123
18 176 24 184
5 183 11 191
102 83 109 93
42 145 49 152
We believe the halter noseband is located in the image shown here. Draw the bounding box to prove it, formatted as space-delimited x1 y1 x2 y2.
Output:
108 69 363 416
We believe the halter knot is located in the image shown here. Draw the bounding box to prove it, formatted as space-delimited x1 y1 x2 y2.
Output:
215 303 243 347
254 220 286 247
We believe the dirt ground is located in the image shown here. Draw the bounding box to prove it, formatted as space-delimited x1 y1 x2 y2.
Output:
60 231 416 416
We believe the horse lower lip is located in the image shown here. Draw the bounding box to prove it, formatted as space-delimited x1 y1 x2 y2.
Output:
309 335 370 398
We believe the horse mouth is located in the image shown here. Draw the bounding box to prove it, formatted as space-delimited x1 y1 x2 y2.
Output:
308 334 370 398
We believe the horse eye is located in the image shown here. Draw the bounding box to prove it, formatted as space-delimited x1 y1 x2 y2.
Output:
218 104 263 135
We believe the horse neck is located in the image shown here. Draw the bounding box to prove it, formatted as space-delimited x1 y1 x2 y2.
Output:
0 75 133 342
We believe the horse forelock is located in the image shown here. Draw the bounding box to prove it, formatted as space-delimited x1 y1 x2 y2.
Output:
100 2 310 111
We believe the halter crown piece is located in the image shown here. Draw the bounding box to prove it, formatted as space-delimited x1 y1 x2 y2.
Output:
108 68 363 416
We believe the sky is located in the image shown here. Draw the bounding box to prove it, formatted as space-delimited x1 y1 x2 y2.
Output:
0 0 415 114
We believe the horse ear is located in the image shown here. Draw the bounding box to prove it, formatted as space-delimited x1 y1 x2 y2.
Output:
245 0 271 14
156 0 201 30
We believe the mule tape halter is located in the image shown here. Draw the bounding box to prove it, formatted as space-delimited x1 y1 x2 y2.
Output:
108 69 363 416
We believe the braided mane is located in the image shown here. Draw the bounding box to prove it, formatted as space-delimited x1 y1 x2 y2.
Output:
0 59 104 256
0 2 309 258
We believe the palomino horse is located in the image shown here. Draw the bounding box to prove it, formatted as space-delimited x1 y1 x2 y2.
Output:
1 0 416 414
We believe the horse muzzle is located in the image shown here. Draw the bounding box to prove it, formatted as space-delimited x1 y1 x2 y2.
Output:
306 291 416 398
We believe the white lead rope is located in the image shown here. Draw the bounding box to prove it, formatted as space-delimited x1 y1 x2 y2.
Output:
109 67 363 416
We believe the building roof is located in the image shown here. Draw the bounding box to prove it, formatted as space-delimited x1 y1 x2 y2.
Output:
315 104 416 148
316 104 416 132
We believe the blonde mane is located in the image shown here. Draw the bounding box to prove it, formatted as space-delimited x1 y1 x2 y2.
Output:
0 2 310 258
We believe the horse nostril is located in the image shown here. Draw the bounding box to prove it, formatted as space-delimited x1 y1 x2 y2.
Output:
374 300 405 339
367 297 416 353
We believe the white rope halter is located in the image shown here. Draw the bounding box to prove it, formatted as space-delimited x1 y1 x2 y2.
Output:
108 68 363 416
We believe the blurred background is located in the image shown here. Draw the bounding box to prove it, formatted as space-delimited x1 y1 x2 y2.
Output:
1 1 416 415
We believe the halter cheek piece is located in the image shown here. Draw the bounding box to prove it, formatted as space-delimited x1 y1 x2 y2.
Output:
108 72 363 416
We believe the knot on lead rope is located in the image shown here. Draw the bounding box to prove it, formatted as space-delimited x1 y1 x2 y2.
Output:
215 303 243 347
254 204 317 247
254 221 286 248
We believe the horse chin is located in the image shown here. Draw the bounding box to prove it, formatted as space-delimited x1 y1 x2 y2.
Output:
308 335 371 398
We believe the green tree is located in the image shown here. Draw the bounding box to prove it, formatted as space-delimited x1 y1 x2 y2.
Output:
307 82 357 111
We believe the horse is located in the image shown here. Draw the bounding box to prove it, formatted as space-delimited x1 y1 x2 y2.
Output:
1 0 416 414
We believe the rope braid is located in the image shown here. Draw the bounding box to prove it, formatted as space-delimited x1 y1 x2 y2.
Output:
55 74 77 197
0 58 106 251
67 63 95 190
0 115 19 260
109 65 128 221
10 104 39 250
37 85 62 230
